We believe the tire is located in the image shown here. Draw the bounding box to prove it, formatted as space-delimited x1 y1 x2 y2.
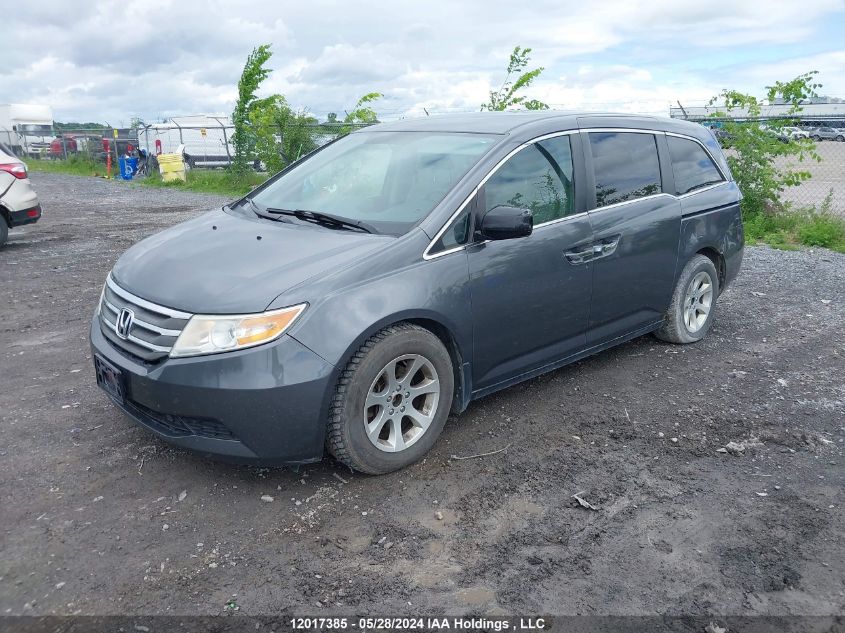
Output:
0 217 8 248
836 136 845 142
812 135 822 141
327 323 454 474
655 254 720 344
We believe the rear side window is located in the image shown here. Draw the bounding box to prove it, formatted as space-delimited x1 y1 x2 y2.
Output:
588 132 661 207
666 135 724 195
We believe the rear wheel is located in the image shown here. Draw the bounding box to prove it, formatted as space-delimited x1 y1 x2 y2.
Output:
655 255 720 344
836 135 845 142
327 323 454 474
0 217 8 247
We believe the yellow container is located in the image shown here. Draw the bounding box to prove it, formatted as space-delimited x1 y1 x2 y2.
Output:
157 153 186 182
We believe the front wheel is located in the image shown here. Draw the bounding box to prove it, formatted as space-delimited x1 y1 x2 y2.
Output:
327 323 454 474
655 254 720 344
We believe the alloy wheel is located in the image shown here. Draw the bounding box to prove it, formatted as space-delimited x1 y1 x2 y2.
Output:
363 354 440 452
684 271 714 333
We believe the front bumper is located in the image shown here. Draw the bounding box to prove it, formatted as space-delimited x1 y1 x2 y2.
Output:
90 316 335 464
9 204 42 227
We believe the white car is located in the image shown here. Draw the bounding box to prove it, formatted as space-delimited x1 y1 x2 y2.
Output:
0 142 41 246
782 126 809 140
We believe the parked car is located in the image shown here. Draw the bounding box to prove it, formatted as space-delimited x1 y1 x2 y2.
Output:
808 126 845 141
49 135 79 158
91 112 744 474
0 142 42 247
782 126 809 140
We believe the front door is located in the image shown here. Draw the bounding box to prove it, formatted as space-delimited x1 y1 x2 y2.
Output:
468 134 594 391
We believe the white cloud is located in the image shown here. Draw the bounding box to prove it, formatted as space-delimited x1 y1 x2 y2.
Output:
0 0 843 124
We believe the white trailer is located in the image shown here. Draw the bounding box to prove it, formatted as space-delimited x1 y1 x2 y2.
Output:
0 104 54 158
136 115 234 167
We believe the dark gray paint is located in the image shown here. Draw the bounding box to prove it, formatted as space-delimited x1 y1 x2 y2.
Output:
92 111 744 463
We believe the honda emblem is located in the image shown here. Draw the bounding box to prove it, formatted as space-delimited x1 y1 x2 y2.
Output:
115 308 135 340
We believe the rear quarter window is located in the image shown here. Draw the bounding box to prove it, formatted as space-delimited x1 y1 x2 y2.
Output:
666 135 725 196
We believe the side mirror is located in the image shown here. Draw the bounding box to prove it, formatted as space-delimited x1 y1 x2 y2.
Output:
478 205 533 241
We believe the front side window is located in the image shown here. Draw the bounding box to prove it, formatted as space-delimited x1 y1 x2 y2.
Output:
483 138 575 225
429 206 472 253
251 131 498 235
588 132 661 207
666 135 724 195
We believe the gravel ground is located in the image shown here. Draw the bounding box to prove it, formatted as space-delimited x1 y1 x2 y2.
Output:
1 173 844 619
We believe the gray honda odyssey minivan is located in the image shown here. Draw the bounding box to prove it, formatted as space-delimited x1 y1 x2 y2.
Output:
91 112 743 474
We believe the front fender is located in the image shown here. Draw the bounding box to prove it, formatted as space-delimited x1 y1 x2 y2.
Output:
285 250 473 371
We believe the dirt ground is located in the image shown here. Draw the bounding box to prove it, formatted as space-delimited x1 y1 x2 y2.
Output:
1 173 843 620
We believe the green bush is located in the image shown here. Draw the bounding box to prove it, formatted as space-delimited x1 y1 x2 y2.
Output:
709 72 822 221
744 195 845 253
797 213 845 249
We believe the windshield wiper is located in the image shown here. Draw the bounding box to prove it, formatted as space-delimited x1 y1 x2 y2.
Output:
236 198 293 223
263 208 376 234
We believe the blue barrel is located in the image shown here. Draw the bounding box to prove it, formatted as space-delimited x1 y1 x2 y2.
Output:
118 157 138 180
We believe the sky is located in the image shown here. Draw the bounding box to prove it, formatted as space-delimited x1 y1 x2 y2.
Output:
3 0 845 125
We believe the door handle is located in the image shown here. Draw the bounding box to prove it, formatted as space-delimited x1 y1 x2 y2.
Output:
564 245 596 264
594 235 621 258
565 235 620 264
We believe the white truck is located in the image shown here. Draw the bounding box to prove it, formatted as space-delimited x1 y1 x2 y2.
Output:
136 115 234 168
0 104 55 158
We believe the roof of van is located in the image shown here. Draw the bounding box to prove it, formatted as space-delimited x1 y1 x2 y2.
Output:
363 111 708 137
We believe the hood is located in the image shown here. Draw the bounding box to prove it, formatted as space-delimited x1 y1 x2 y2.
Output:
112 208 390 313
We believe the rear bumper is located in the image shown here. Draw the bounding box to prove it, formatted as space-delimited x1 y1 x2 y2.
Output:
90 316 335 465
8 204 41 227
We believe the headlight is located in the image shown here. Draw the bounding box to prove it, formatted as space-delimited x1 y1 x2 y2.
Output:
170 304 307 358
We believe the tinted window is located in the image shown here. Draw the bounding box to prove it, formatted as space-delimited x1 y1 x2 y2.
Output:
484 141 574 225
666 135 724 195
588 132 661 207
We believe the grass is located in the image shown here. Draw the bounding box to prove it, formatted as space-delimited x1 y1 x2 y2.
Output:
27 155 105 177
27 156 268 199
143 169 267 198
744 195 845 253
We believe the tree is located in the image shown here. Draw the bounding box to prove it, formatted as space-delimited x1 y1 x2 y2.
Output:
249 95 318 174
231 44 273 171
343 93 383 128
708 71 822 218
481 46 549 111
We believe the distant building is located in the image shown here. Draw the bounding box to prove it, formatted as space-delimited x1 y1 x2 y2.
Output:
670 101 845 127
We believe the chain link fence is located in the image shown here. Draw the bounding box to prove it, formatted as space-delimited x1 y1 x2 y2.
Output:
679 117 845 214
772 141 845 212
21 120 373 171
19 116 845 214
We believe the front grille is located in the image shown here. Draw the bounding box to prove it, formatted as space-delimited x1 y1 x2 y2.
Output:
99 275 192 362
127 399 236 440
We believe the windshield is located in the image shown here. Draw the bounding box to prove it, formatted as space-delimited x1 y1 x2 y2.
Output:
18 124 53 136
250 131 498 235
